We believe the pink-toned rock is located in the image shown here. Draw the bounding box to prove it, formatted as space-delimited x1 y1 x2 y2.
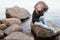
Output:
6 6 31 20
0 24 7 30
4 24 22 35
4 32 34 40
1 18 22 26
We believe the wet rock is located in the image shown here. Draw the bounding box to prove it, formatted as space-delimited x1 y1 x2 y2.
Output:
0 24 7 30
4 32 34 40
4 24 22 35
1 18 22 26
6 6 31 21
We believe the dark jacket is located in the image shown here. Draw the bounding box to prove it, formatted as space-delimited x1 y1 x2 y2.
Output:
32 10 44 24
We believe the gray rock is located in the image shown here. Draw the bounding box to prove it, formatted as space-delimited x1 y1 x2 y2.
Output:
4 32 34 40
6 6 31 20
4 24 22 35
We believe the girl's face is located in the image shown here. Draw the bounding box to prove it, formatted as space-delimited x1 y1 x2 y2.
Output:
35 4 43 12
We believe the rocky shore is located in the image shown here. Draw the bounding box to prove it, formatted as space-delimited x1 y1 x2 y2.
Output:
0 6 60 40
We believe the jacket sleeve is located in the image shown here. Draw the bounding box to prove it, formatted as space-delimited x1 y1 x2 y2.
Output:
32 12 35 24
32 11 39 23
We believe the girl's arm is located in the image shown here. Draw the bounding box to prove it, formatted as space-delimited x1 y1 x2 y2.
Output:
32 10 40 24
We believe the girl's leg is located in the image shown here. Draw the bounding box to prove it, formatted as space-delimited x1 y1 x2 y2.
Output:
39 16 46 24
34 22 57 33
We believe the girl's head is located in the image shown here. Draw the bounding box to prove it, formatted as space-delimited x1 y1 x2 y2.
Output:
34 1 48 12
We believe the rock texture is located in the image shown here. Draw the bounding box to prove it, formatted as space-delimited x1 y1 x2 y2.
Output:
1 18 22 26
0 6 32 40
6 6 31 20
4 32 34 40
0 30 4 39
0 24 7 30
4 24 22 35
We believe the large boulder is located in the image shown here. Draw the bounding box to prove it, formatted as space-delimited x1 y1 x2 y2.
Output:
4 32 34 40
1 18 22 26
0 24 7 30
4 24 22 35
30 22 60 40
6 6 31 21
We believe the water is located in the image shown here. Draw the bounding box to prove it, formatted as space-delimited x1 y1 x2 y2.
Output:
0 0 60 32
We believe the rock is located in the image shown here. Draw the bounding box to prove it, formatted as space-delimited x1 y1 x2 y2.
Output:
0 24 7 30
1 18 22 26
4 32 34 40
46 21 60 33
0 20 2 24
31 24 53 37
6 6 31 20
30 22 59 40
4 24 22 35
0 30 4 39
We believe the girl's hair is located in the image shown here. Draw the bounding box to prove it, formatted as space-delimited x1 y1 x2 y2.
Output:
34 1 48 12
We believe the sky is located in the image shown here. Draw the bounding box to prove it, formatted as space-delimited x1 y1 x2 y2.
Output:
0 0 60 20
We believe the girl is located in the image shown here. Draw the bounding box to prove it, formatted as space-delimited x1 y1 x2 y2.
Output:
32 1 58 33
